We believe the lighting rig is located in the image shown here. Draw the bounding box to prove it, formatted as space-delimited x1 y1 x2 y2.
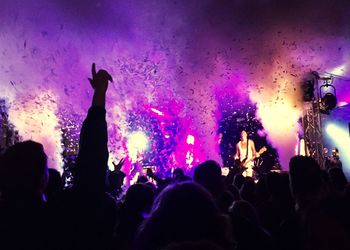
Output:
301 72 338 169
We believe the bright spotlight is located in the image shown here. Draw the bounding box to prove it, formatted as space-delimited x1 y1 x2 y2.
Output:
325 123 350 179
325 124 349 141
186 134 195 145
127 131 149 151
126 131 149 163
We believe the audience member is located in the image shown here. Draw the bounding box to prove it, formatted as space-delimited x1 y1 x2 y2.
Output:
193 160 223 199
0 140 50 250
135 182 233 250
115 183 154 250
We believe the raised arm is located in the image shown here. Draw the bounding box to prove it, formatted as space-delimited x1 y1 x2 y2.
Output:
75 63 113 190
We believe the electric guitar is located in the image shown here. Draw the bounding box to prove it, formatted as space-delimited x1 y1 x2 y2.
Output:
238 146 267 168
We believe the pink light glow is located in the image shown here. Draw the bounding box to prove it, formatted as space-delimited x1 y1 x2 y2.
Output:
150 107 164 116
338 101 348 107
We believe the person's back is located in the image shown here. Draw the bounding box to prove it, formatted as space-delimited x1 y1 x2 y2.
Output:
49 186 117 250
277 156 324 250
302 195 350 250
289 156 324 211
257 172 295 236
45 168 62 202
229 200 276 250
135 182 233 250
193 160 223 199
115 183 155 250
0 141 50 250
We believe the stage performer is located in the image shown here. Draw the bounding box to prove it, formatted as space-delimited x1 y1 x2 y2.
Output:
234 130 259 177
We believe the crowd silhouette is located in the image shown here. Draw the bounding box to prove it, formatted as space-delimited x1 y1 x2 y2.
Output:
1 64 349 250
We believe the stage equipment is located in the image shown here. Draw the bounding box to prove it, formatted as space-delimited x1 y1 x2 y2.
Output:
319 78 337 114
301 72 337 169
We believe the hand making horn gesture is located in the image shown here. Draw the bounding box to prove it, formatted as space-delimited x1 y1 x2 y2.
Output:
112 158 126 172
88 63 113 93
89 63 113 107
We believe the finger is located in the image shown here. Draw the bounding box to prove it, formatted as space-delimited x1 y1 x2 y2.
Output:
108 73 113 82
91 63 97 77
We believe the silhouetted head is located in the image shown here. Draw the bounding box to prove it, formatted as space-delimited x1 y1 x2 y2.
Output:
194 160 222 198
137 175 149 184
289 156 322 199
266 172 292 200
0 140 48 194
45 168 62 200
136 182 232 250
124 183 154 215
173 168 184 179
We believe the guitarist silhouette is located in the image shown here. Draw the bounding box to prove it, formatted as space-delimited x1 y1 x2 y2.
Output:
234 130 266 177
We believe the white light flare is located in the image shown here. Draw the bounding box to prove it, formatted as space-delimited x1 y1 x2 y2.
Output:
325 123 350 179
126 131 149 162
186 134 195 145
150 107 164 116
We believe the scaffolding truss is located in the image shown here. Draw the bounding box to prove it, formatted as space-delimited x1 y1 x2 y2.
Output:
302 100 325 169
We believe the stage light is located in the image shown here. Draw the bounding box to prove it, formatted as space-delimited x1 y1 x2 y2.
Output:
186 134 195 145
320 93 337 114
325 124 350 145
319 79 337 114
127 131 149 152
126 131 149 163
338 101 348 107
328 63 347 76
150 107 164 116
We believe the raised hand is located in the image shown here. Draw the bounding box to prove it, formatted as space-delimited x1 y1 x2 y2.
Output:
146 168 154 177
112 158 125 172
88 63 113 107
88 63 113 93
